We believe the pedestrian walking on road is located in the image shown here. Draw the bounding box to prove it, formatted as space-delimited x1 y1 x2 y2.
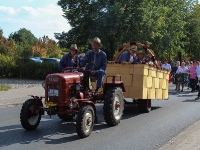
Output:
188 60 197 92
175 62 188 92
171 61 180 90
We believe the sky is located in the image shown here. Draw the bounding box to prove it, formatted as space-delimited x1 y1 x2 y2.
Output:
0 0 71 41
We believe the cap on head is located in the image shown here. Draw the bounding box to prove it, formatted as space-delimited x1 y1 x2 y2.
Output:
91 37 103 48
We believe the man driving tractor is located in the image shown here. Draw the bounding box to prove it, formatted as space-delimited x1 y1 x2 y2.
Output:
80 37 107 93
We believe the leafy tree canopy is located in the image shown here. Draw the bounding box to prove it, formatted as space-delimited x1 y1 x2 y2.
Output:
56 0 189 60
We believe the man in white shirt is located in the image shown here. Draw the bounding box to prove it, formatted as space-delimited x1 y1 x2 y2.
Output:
162 58 171 71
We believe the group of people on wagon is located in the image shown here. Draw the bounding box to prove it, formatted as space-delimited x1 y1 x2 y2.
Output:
116 45 154 64
58 40 155 93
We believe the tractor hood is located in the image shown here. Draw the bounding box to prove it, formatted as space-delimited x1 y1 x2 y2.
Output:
46 72 84 84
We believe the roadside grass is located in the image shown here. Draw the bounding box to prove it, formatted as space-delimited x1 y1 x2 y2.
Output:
0 84 11 91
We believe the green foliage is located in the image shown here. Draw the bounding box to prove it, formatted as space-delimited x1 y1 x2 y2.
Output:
9 28 38 46
0 54 16 78
0 84 11 91
0 27 3 36
0 34 17 58
184 4 200 60
56 0 189 61
0 58 59 79
9 28 38 59
0 28 62 79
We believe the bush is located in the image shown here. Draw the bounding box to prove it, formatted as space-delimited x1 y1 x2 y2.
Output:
17 61 59 80
0 54 16 78
0 56 59 79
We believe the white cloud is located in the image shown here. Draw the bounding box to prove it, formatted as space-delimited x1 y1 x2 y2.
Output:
36 4 63 16
0 6 16 15
0 4 70 40
21 6 39 16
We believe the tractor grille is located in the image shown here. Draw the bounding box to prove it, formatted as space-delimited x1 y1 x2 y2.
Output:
48 84 53 89
55 84 61 90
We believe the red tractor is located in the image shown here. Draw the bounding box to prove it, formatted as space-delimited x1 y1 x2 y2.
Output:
20 67 125 138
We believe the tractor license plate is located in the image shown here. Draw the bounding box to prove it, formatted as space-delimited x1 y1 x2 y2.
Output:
48 89 59 96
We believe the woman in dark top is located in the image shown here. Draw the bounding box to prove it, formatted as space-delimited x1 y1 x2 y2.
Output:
171 61 180 90
58 44 81 72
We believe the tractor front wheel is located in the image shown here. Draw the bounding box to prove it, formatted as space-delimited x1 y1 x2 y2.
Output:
76 105 94 138
138 99 151 113
103 87 124 126
20 99 42 130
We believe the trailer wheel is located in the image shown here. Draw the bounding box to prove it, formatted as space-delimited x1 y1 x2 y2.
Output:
103 87 124 126
138 99 151 113
20 99 42 130
57 114 74 121
76 105 94 138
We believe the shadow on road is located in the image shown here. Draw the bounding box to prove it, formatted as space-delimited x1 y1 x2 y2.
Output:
182 99 200 102
0 115 81 147
0 104 161 147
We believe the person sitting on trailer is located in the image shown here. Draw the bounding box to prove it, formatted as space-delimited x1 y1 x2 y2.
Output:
145 54 154 65
134 50 146 63
116 45 137 63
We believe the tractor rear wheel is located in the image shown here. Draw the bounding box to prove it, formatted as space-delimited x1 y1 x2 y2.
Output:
76 105 94 138
20 99 42 130
57 114 74 121
103 87 124 126
138 99 151 113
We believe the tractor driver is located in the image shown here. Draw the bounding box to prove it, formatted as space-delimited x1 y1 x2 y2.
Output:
58 44 81 72
80 37 107 92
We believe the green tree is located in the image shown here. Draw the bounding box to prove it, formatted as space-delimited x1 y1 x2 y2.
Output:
9 28 38 59
184 4 200 60
56 0 188 60
0 27 3 36
32 36 62 58
56 0 145 60
0 30 17 58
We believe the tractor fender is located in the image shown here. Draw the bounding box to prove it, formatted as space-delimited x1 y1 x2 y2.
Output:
29 95 44 115
80 101 96 115
78 101 97 122
103 82 126 94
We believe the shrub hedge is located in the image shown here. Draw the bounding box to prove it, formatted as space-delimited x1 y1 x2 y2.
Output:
0 57 59 80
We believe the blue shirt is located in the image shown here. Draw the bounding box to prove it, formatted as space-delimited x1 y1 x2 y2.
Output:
117 51 137 63
134 58 147 63
58 53 81 72
80 49 107 71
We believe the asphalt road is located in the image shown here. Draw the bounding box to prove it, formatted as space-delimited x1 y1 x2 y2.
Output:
1 86 200 150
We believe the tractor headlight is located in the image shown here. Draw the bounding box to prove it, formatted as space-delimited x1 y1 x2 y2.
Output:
76 84 81 91
42 82 45 89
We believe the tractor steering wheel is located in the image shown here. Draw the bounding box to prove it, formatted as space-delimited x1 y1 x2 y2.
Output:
61 67 84 73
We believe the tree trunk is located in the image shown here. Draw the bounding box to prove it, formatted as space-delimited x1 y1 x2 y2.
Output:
109 39 115 61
